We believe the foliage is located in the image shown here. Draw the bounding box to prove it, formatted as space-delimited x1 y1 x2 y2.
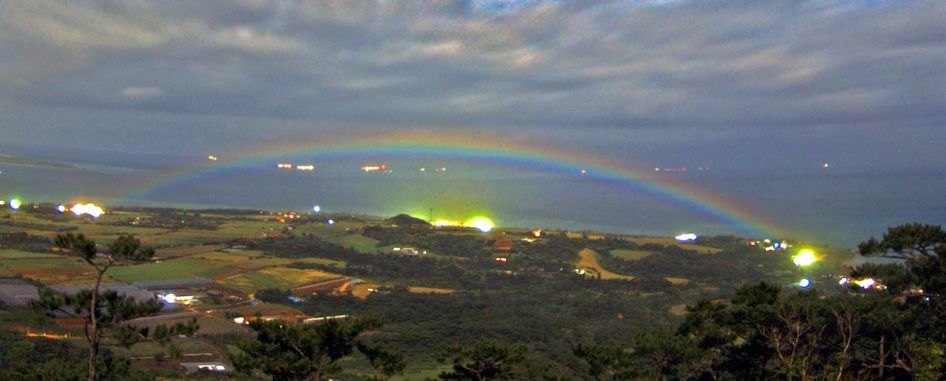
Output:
434 339 527 380
232 315 382 381
357 341 407 380
29 232 195 381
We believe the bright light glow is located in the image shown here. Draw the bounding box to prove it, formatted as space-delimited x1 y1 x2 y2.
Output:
0 201 4 206
71 203 104 218
296 164 314 171
207 155 218 161
312 205 321 213
792 249 817 266
160 294 176 303
56 204 66 213
799 278 811 288
466 217 494 232
327 219 334 225
839 277 849 286
675 233 698 242
856 278 876 289
433 220 460 227
9 199 21 210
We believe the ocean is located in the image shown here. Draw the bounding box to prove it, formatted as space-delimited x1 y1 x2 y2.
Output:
1 158 943 248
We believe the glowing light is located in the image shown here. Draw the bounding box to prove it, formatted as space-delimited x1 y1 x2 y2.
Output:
0 200 4 206
277 163 293 169
799 278 811 288
296 164 315 171
56 204 66 213
327 219 334 225
532 229 542 238
361 164 387 172
856 278 876 289
71 203 104 218
580 169 588 174
675 233 698 242
792 249 817 267
160 294 176 303
9 199 21 210
207 155 218 161
822 163 829 169
466 217 494 233
433 220 460 227
839 277 849 286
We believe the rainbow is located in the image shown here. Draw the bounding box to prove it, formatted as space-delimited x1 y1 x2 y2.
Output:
128 129 782 237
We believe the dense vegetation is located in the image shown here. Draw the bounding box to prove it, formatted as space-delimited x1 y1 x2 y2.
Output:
1 207 943 380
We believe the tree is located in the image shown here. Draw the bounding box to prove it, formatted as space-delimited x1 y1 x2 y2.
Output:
573 342 636 381
357 341 406 380
859 223 946 270
30 233 194 381
232 315 382 381
435 339 527 381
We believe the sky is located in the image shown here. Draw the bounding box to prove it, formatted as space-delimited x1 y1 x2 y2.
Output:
1 0 945 172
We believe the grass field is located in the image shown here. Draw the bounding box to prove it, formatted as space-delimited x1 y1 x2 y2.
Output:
108 258 232 282
623 236 721 254
326 234 380 253
0 255 101 285
219 267 342 294
0 249 60 259
154 244 225 259
408 286 455 295
664 277 691 285
577 248 635 280
610 249 652 261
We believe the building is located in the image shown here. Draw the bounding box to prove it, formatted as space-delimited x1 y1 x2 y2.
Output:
179 362 228 374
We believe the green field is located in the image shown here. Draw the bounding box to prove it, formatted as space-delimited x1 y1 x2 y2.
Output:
219 267 342 294
610 249 652 261
108 258 232 282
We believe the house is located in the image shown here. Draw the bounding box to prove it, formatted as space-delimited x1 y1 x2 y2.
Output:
180 362 228 374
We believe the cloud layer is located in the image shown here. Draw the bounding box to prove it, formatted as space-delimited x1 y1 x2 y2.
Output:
0 0 944 171
3 1 943 127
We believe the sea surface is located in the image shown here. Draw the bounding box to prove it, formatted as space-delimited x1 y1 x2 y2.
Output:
1 157 943 248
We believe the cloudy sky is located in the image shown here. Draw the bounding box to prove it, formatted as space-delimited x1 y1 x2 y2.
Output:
1 0 944 171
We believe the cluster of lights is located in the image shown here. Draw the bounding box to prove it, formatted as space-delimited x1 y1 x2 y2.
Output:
71 203 104 218
792 249 817 267
207 155 219 161
431 217 495 232
361 164 388 172
749 239 791 251
495 257 508 263
839 277 881 290
277 163 293 169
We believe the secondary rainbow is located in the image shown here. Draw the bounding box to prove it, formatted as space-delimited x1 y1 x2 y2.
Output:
128 129 782 237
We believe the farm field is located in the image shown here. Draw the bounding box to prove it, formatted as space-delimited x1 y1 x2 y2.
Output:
623 236 721 253
576 248 635 280
218 267 343 294
610 249 652 261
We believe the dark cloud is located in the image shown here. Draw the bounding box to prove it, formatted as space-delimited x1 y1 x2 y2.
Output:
0 0 943 170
